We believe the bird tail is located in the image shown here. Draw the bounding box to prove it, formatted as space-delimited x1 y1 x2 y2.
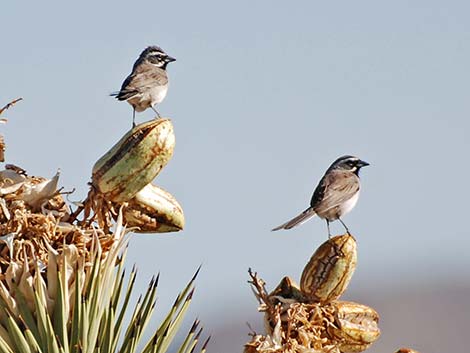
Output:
110 89 138 101
271 207 316 231
110 91 129 100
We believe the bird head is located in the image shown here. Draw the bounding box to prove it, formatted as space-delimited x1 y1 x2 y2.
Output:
329 155 370 175
138 46 176 69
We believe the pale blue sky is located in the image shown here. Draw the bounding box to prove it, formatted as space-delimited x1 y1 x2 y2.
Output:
2 1 469 352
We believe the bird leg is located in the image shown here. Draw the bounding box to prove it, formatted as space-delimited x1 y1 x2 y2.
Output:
151 106 162 119
326 220 332 239
132 108 136 128
338 218 351 235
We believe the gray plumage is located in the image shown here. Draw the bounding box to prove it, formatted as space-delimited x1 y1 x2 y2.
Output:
111 46 175 124
272 155 369 235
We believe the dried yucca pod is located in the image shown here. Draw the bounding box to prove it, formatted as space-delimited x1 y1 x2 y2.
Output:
269 276 305 304
328 301 381 353
117 183 184 233
92 119 175 202
300 233 357 303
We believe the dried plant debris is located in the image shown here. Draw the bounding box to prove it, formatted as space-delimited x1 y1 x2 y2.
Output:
0 167 116 273
0 98 23 162
246 271 379 353
0 164 130 334
0 136 4 163
0 98 23 118
246 235 380 353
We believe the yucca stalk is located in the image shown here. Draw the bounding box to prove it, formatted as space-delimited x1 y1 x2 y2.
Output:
0 98 208 353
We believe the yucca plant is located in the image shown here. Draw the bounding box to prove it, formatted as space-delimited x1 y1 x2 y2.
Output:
0 212 207 353
0 98 208 353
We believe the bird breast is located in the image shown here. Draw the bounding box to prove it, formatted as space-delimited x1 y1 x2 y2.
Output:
148 84 168 105
339 190 360 216
129 85 168 112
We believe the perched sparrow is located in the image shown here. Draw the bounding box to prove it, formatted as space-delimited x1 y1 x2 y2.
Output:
111 46 176 126
272 155 369 236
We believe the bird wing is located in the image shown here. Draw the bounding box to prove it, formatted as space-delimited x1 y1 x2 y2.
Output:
113 63 168 100
311 170 360 214
272 207 316 231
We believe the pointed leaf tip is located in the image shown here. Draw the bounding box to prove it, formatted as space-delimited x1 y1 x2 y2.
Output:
186 288 196 301
190 318 200 333
148 275 155 288
154 272 160 288
191 265 202 282
195 327 203 340
202 336 211 350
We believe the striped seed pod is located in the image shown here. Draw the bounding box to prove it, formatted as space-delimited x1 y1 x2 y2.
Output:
300 234 357 303
328 301 381 353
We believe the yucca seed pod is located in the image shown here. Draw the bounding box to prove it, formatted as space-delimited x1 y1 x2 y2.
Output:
300 234 357 303
117 183 184 233
92 119 175 202
329 301 381 353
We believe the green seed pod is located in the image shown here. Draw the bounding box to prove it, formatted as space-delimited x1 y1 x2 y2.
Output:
300 234 357 303
118 183 184 233
92 119 175 202
328 301 380 352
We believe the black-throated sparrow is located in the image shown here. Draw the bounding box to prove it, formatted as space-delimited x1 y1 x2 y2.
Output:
111 46 176 126
272 155 369 236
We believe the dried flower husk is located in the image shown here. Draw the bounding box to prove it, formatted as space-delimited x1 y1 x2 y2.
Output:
264 277 306 335
21 170 61 209
328 301 381 352
0 169 26 197
248 271 343 353
0 167 114 268
269 276 305 303
300 233 357 303
250 301 342 353
247 299 379 353
92 119 175 202
0 165 124 327
117 183 184 233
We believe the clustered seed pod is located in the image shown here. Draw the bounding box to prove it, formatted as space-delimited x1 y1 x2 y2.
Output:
90 119 184 232
115 183 184 233
329 301 381 353
300 234 357 303
246 233 381 353
92 119 175 203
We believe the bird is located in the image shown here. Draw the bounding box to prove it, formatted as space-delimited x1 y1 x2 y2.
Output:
272 155 369 237
111 46 176 126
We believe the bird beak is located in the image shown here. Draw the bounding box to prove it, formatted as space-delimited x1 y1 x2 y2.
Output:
166 56 176 63
357 160 370 167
